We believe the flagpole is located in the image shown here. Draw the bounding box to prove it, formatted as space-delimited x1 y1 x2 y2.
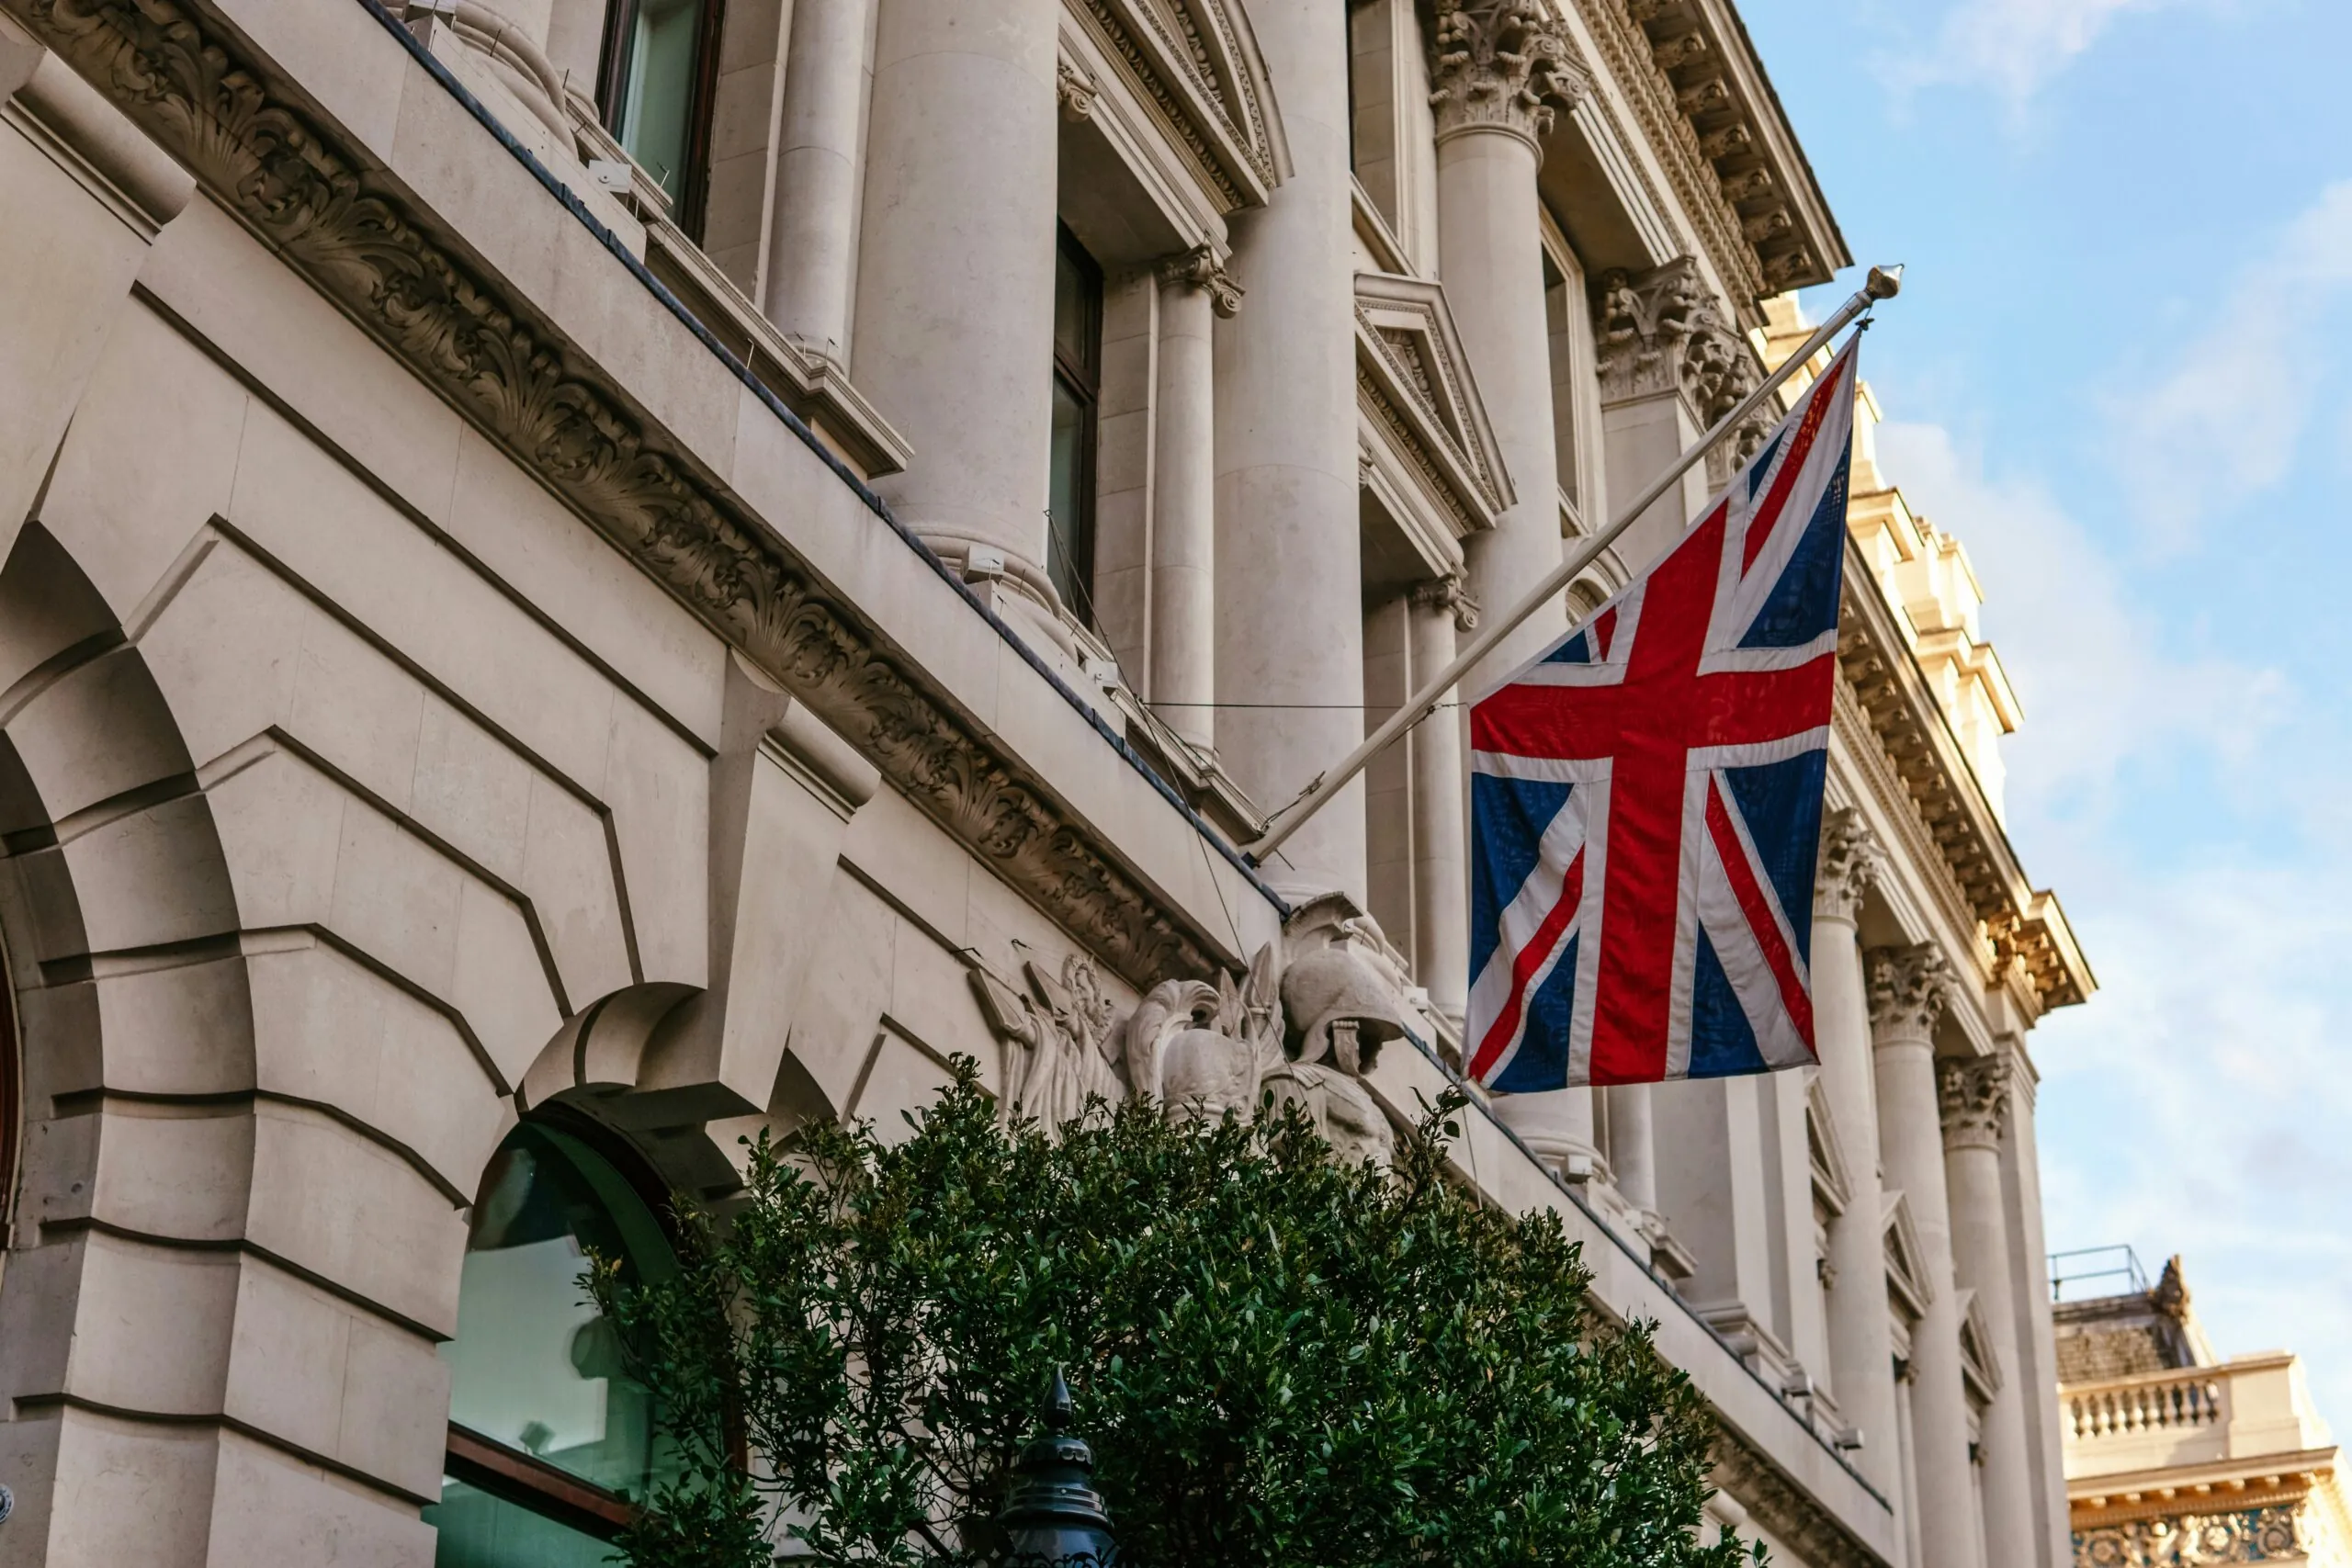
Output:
1243 265 1902 867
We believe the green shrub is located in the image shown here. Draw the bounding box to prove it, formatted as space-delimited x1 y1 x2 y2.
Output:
592 1060 1752 1568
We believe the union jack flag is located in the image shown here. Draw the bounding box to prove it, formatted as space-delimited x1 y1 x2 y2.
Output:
1465 341 1860 1089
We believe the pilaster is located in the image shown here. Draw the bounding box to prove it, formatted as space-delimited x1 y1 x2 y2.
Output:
1407 574 1476 1021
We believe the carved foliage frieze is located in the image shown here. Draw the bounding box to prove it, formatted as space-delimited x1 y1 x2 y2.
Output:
1072 0 1280 212
17 0 1228 989
2075 1504 2304 1566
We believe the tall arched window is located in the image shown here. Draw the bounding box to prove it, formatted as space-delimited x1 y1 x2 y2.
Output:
425 1119 678 1564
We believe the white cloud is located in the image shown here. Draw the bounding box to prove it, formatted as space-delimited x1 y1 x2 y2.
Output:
1871 419 2285 816
1879 0 2163 102
1865 417 2352 1420
2109 181 2352 548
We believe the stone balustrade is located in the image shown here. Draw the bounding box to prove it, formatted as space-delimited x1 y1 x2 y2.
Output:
2061 1354 2332 1480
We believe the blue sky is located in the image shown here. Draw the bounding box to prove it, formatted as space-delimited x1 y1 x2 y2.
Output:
1739 0 2352 1420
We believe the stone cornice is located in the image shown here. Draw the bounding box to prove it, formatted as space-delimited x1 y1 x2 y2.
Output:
1065 0 1287 213
1634 0 1847 292
1423 1 1592 150
1838 532 2095 1011
1567 0 1845 312
15 0 1258 991
1711 1429 1885 1568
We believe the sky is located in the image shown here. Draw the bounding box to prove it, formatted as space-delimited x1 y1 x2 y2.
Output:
1737 0 2352 1422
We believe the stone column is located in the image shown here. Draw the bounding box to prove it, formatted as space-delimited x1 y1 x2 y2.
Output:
1425 7 1595 1160
1150 249 1237 751
1408 576 1476 1022
1870 944 1983 1568
1426 3 1588 682
2003 1051 2075 1566
1214 0 1365 900
767 0 874 360
1605 1082 1659 1228
854 0 1064 638
1814 813 1904 1510
1940 1055 2040 1568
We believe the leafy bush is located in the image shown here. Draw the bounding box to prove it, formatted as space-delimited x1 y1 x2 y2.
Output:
593 1060 1750 1568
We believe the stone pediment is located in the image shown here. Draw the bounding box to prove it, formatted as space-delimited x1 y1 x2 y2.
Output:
1064 0 1290 211
1883 1190 1933 1323
1957 1289 2004 1404
1353 272 1512 548
1804 1077 1853 1219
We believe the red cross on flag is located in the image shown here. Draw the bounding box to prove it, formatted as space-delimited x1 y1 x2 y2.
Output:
1465 341 1860 1090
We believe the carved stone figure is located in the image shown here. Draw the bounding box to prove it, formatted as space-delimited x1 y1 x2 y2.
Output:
1590 257 1765 466
972 954 1126 1128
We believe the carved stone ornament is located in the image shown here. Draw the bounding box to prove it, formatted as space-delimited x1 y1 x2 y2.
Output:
1057 60 1101 122
1867 943 1952 1041
1069 0 1285 212
1814 807 1880 925
8 0 1239 993
2074 1504 2303 1567
1935 1055 2008 1151
1423 1 1592 148
1409 574 1481 634
1592 258 1764 457
980 905 1412 1166
1708 1431 1882 1568
1158 244 1244 319
974 955 1127 1130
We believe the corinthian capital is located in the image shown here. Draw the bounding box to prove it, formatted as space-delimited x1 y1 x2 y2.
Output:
1591 258 1762 444
1936 1056 2010 1150
1425 2 1592 148
1867 944 1951 1041
1815 808 1880 925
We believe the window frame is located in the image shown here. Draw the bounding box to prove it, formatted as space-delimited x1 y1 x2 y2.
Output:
433 1104 683 1547
594 0 729 239
1048 222 1104 626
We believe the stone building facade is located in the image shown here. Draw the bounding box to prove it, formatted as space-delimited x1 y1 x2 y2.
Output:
2057 1258 2352 1566
0 0 2091 1562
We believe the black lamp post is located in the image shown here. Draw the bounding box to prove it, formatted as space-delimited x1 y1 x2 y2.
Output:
998 1371 1118 1568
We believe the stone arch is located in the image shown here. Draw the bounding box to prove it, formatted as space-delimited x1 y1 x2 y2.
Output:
0 518 492 1562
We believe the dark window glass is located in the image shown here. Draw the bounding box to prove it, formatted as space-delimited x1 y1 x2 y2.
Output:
424 1121 677 1562
599 0 723 231
1048 227 1102 624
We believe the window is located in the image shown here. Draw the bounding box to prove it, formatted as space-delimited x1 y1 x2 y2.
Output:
424 1119 678 1565
598 0 725 232
1048 225 1103 625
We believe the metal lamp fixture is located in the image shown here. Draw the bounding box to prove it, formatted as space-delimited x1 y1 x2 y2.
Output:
998 1371 1118 1568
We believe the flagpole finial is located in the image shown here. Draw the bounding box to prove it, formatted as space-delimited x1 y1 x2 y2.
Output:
1866 265 1904 300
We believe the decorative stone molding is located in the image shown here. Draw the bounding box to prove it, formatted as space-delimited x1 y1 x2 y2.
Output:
1935 1055 2008 1152
1710 1430 1883 1568
1867 944 1951 1041
1814 807 1880 925
1883 1190 1933 1319
1423 1 1592 150
973 954 1128 1128
1354 272 1512 547
1568 0 1846 305
1158 244 1243 318
1591 258 1771 478
1066 0 1287 213
1057 59 1100 122
2074 1506 2304 1567
1837 560 2095 1012
12 0 1244 991
1409 574 1481 635
975 910 1411 1166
